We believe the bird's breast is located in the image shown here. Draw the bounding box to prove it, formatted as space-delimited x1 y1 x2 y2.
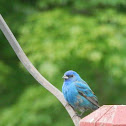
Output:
62 82 79 107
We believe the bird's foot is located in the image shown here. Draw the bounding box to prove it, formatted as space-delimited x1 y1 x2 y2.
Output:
72 113 79 119
72 111 84 118
76 113 83 117
76 111 85 117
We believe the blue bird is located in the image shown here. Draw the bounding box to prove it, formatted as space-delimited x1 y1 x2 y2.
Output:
62 70 100 116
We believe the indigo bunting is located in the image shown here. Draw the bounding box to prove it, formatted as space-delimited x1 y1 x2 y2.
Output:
62 70 100 116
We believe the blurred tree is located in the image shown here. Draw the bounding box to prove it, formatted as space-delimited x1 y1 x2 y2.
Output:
0 0 126 126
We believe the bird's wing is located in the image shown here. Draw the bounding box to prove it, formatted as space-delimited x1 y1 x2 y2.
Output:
75 82 100 108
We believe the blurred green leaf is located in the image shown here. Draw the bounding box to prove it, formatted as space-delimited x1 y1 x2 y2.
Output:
0 1 126 126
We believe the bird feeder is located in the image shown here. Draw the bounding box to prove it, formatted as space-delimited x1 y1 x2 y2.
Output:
80 105 126 126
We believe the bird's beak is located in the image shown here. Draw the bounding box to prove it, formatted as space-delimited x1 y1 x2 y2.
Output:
62 75 69 79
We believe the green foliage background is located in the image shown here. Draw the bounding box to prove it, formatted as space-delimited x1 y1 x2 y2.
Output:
0 0 126 125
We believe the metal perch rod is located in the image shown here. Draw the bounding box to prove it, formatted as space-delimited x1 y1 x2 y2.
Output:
0 14 81 126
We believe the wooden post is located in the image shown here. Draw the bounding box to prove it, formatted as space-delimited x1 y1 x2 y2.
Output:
79 105 126 126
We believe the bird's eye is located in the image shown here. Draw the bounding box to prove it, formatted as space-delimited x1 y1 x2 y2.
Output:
68 75 73 78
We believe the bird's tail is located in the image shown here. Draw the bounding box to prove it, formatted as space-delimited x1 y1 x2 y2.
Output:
93 104 100 110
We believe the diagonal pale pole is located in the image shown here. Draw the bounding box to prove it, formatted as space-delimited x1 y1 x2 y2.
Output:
0 14 81 126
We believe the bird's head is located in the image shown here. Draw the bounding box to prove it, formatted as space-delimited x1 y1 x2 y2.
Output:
62 70 81 82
